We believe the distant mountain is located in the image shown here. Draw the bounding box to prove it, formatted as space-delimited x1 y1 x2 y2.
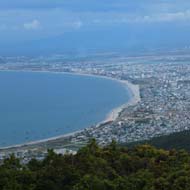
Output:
0 29 140 56
2 23 190 56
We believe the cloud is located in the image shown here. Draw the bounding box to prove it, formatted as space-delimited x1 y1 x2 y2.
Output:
72 21 83 29
23 19 41 30
135 10 190 23
89 9 190 26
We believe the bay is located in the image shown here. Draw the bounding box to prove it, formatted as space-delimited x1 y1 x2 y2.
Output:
0 71 131 147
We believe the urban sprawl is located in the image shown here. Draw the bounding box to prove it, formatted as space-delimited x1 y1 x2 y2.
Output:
0 51 190 162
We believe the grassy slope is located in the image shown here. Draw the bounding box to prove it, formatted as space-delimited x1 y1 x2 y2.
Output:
124 130 190 151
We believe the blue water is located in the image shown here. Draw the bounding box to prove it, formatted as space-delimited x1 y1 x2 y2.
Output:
0 71 131 147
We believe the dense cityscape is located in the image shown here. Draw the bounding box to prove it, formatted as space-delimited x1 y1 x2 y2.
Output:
0 51 190 161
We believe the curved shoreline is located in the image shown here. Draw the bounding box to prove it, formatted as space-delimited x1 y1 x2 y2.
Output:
102 79 140 123
0 70 140 150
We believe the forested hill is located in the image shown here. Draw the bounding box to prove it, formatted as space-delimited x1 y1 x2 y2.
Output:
125 130 190 151
1 140 190 189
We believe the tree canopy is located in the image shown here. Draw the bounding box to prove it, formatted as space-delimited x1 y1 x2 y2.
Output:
0 140 190 190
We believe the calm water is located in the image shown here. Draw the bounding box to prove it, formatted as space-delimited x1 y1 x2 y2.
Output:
0 71 131 147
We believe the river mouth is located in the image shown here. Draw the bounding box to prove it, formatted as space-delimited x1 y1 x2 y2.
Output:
0 70 131 147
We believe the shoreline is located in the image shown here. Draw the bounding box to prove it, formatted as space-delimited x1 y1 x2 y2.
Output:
0 69 141 150
102 79 140 123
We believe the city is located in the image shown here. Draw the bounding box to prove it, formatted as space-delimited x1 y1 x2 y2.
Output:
0 51 190 161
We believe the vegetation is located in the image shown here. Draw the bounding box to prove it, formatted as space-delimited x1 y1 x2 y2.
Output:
125 130 190 151
1 139 190 189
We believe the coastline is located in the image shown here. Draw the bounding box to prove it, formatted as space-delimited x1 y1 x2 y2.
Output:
0 69 141 150
102 79 140 123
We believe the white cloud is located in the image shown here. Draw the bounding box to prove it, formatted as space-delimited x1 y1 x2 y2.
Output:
72 21 83 29
90 10 190 25
132 10 190 23
23 19 41 30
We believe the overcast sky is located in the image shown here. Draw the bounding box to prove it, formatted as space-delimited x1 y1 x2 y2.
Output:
1 0 190 55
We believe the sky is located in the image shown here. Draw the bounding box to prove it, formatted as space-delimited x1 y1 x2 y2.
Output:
1 0 190 55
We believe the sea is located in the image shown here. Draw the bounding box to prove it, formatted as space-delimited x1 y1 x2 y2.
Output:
0 71 132 147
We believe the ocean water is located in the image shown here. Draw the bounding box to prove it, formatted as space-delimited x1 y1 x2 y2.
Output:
0 71 131 147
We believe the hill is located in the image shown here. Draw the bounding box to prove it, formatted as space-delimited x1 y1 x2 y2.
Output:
125 130 190 151
1 140 190 189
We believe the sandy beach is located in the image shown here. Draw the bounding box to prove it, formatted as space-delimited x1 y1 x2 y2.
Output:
55 71 141 124
103 79 140 123
0 70 141 150
56 72 141 124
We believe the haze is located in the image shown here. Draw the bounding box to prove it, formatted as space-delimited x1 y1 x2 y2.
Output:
1 0 190 55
